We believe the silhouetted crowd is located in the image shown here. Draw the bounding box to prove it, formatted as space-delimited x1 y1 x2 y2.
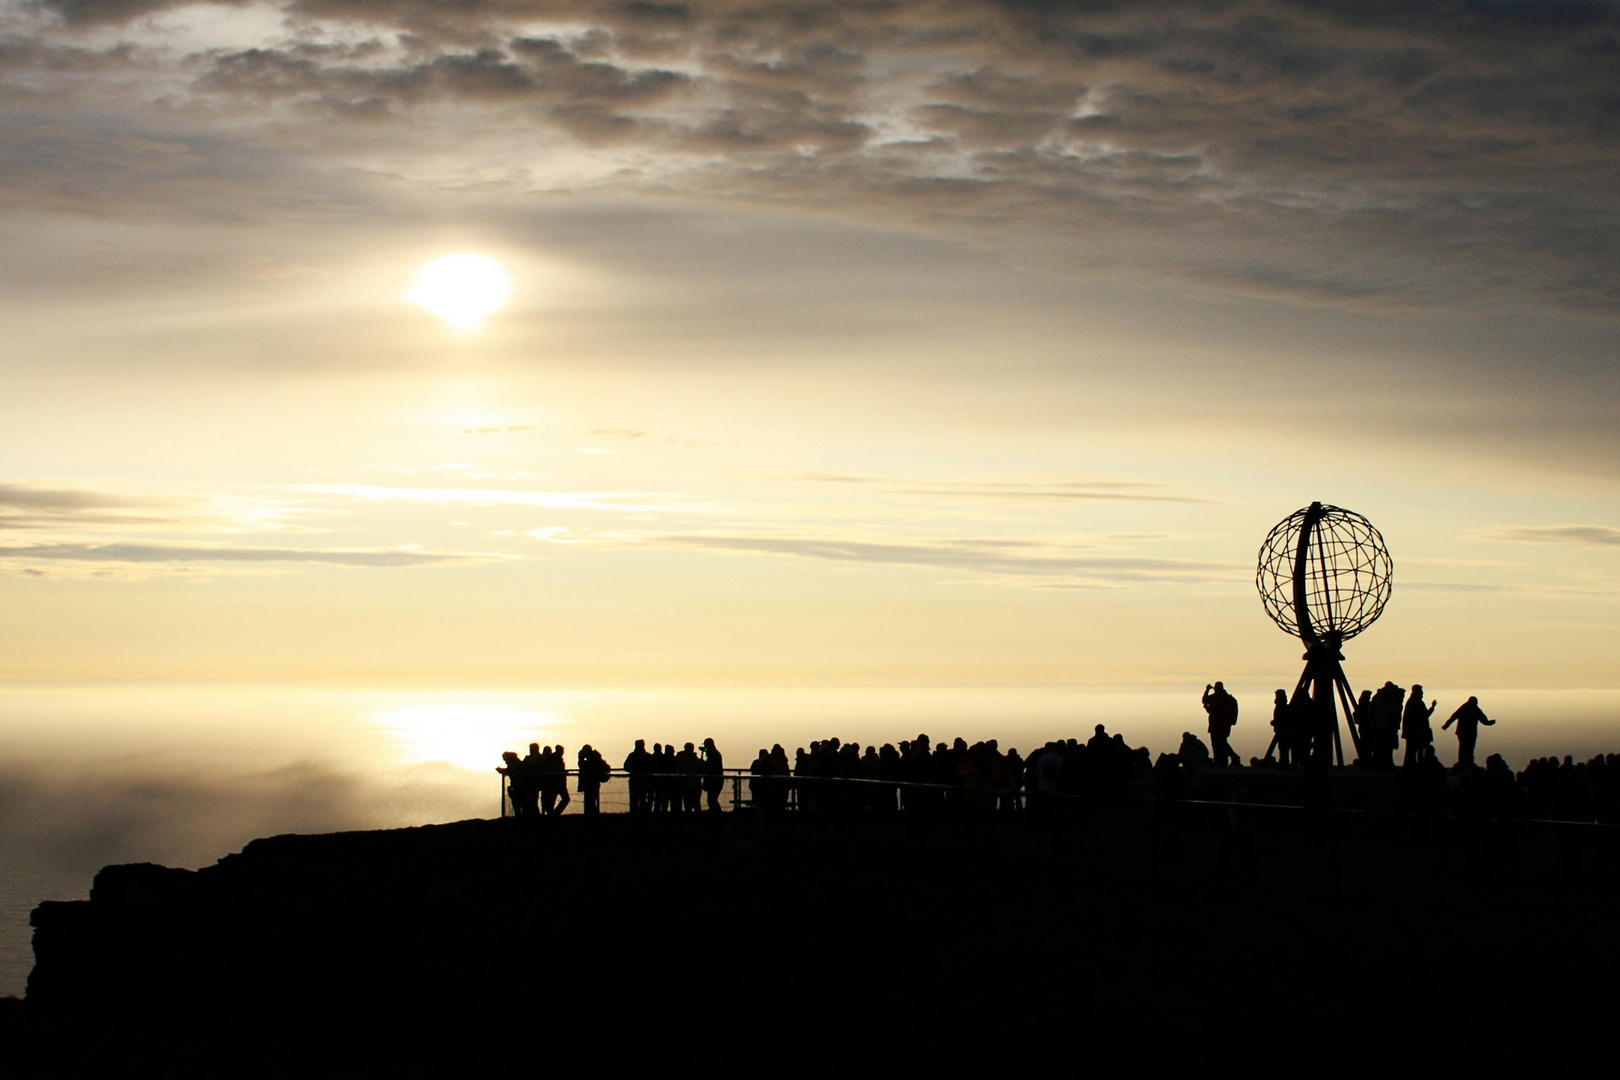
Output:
1248 679 1501 772
496 681 1620 825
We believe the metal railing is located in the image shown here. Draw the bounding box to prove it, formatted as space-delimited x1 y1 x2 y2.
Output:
498 767 1021 818
497 766 1620 832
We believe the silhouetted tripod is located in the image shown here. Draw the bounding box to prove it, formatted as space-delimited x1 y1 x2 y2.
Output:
1293 633 1361 767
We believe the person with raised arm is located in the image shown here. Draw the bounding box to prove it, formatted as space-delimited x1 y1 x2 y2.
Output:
1442 696 1496 769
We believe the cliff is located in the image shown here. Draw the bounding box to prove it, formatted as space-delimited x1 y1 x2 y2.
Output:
8 807 1618 1072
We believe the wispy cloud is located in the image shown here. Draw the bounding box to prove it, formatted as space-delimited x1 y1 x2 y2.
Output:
1478 525 1620 547
1399 580 1519 594
0 481 311 534
457 425 533 436
791 472 1211 504
0 542 498 568
645 532 1239 586
302 483 698 514
0 482 181 530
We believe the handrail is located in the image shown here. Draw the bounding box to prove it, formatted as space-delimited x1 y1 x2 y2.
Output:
496 766 1620 829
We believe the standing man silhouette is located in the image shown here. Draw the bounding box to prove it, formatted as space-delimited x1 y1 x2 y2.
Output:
519 743 544 818
624 739 653 813
1401 685 1437 767
1202 682 1241 767
576 744 607 815
1442 696 1495 769
700 738 725 812
1269 689 1293 766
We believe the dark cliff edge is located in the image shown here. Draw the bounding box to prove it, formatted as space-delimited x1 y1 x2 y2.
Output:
5 808 1618 1073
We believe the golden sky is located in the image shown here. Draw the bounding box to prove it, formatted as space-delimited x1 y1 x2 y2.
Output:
0 0 1617 691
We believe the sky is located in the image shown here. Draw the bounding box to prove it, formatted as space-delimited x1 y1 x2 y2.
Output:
1 0 1619 990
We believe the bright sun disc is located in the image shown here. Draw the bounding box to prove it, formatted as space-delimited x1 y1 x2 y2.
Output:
407 253 512 331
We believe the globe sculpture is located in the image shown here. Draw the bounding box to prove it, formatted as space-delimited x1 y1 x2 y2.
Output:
1256 502 1393 766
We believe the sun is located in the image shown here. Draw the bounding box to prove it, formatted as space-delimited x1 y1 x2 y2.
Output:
406 253 512 332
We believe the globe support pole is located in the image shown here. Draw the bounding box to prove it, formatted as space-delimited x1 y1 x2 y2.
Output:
1293 638 1362 767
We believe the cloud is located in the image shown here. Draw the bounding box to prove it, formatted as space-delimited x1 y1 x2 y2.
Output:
303 483 697 513
3 0 1616 313
648 532 1240 585
790 472 1211 503
0 541 493 568
458 424 534 436
1398 580 1519 594
0 482 171 529
1479 525 1620 546
32 0 208 25
0 481 314 535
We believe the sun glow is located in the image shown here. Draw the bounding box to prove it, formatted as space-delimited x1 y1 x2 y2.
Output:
406 254 513 331
374 703 549 771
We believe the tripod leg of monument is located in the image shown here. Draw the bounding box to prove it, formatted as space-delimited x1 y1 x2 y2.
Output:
1332 667 1362 763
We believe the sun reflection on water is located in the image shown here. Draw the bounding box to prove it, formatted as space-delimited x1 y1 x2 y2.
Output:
373 704 549 771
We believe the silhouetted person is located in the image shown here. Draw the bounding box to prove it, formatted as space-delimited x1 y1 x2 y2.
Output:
1352 690 1375 767
1443 696 1495 768
1178 731 1210 768
498 751 527 818
519 743 544 818
1290 685 1325 765
624 739 653 813
1087 724 1111 756
701 738 725 811
748 748 769 808
678 742 702 812
577 744 608 814
1374 682 1406 768
768 745 791 812
1402 684 1437 767
1202 682 1241 767
543 745 571 815
1269 689 1293 766
652 743 673 813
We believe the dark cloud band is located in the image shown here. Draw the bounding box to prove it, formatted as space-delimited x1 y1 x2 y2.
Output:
8 0 1619 312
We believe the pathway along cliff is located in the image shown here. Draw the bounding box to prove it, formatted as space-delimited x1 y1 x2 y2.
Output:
4 803 1618 1072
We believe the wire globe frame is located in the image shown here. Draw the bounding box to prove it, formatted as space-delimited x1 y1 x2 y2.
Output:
1256 504 1392 644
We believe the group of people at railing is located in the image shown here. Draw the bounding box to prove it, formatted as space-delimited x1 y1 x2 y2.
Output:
497 681 1620 825
500 739 726 817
